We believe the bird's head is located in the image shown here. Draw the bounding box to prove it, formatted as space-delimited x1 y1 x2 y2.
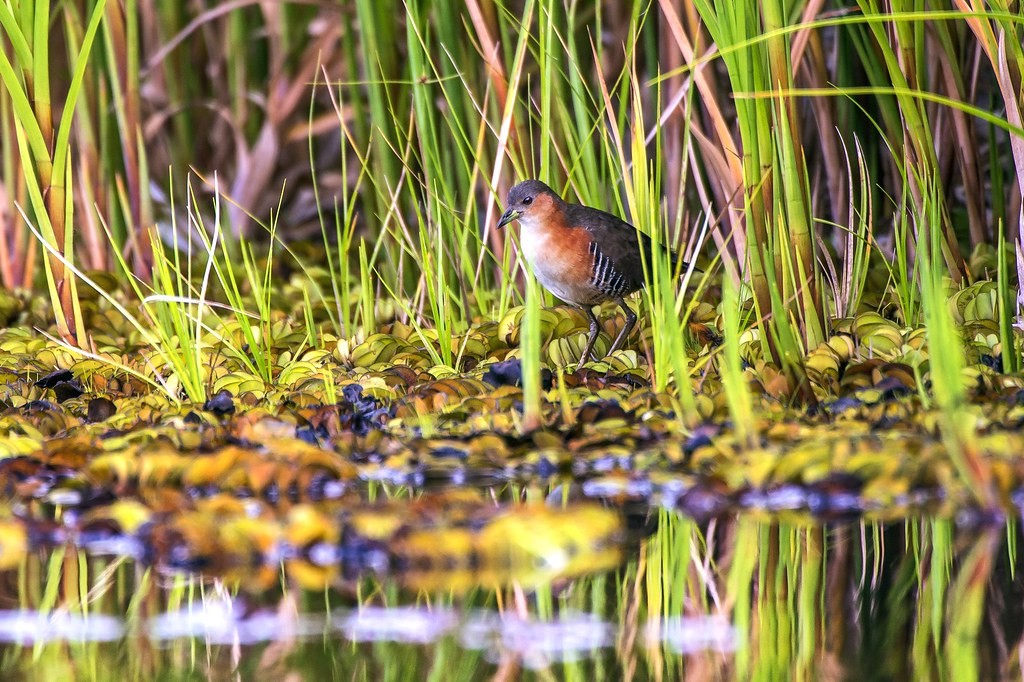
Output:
497 180 560 229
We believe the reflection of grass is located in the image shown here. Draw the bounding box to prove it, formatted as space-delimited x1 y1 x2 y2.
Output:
0 514 1008 680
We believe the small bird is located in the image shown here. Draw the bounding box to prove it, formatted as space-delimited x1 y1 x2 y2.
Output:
497 179 690 370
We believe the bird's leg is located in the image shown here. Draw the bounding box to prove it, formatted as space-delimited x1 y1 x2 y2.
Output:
607 298 637 355
577 307 601 371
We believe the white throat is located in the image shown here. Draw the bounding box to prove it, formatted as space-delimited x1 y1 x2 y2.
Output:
516 215 547 266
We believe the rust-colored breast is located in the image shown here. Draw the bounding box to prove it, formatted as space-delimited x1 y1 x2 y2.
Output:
526 223 608 305
535 225 592 278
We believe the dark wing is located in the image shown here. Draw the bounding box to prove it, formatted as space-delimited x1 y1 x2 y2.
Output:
566 204 683 297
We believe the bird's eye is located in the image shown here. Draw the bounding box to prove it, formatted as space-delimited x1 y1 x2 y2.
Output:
522 196 533 205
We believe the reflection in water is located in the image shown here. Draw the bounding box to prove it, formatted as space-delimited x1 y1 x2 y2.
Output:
149 601 327 644
460 611 616 668
0 611 124 644
653 617 738 654
0 512 1015 680
0 602 736 659
337 606 458 644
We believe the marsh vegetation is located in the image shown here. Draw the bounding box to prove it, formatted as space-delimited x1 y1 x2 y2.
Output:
1 0 1024 678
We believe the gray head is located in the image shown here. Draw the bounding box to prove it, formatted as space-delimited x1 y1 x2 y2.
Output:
497 180 562 229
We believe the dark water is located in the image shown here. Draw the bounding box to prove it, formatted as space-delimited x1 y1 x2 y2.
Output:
0 505 1018 681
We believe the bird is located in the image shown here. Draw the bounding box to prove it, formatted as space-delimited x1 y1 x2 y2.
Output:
497 179 691 371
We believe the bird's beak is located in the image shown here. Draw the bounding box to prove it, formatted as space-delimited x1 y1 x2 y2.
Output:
497 208 520 229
